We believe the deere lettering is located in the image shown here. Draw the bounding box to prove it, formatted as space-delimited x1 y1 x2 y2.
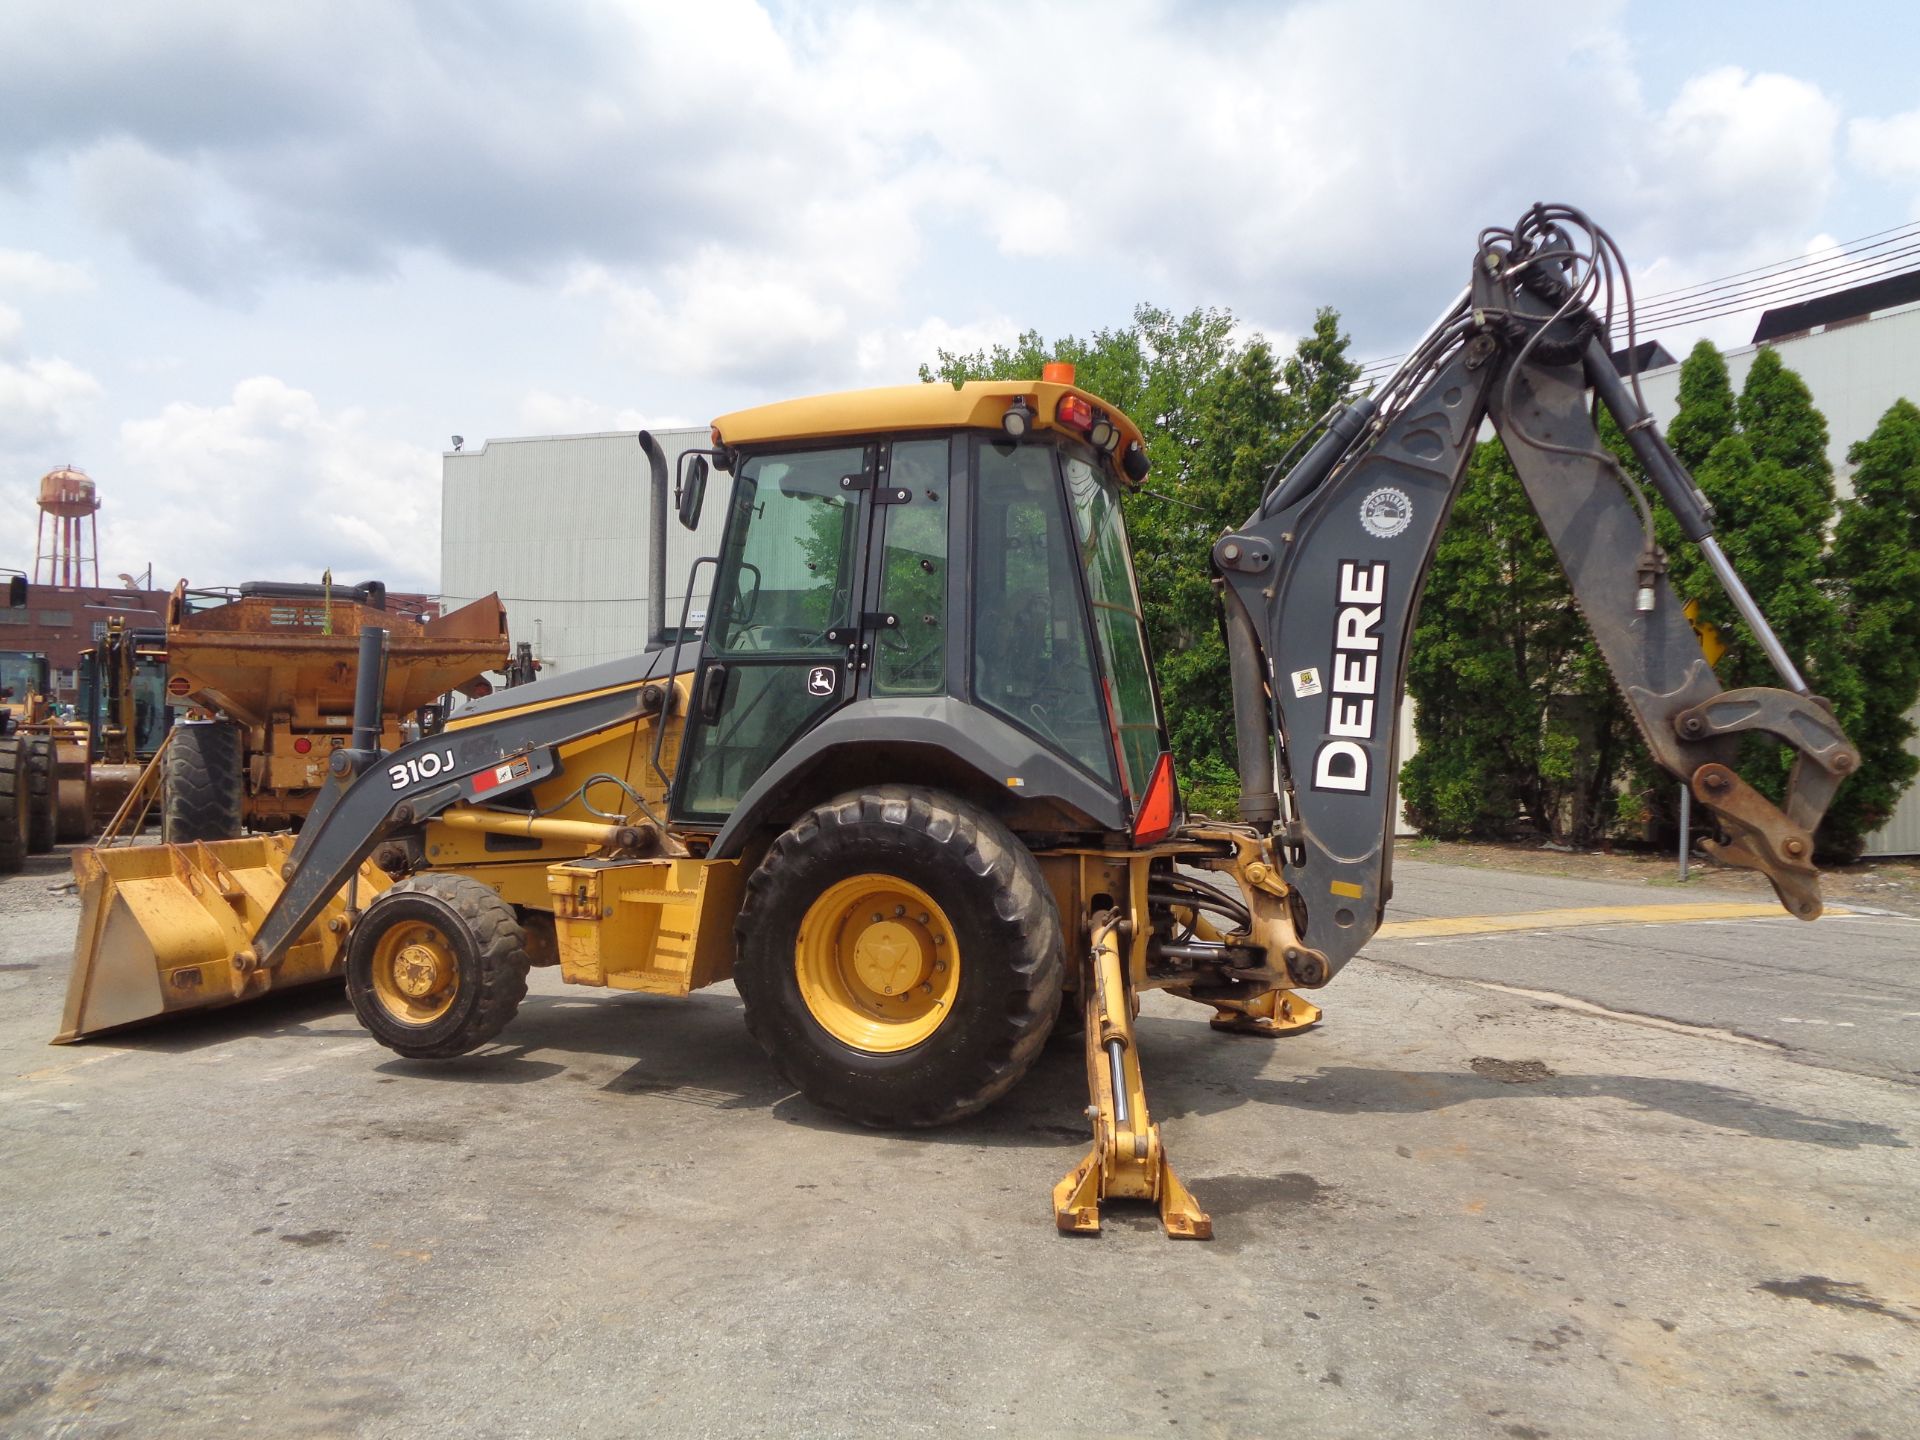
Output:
1312 560 1388 793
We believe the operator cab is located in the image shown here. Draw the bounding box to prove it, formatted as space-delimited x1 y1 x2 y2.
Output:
676 370 1171 844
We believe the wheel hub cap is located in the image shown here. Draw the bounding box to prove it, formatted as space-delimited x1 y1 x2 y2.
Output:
852 921 927 995
394 942 447 998
794 874 961 1054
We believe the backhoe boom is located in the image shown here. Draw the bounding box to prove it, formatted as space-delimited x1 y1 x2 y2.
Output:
1216 204 1857 985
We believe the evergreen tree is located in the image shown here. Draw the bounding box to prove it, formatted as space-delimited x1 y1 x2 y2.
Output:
1738 346 1832 492
1655 348 1862 856
1665 340 1736 473
1823 399 1920 851
1400 441 1628 844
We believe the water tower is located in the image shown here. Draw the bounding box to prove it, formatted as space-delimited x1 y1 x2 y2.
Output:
35 465 101 588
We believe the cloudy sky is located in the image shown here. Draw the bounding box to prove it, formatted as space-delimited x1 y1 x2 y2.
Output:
3 0 1917 594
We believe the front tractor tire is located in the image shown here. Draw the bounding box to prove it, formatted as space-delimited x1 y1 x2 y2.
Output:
0 737 29 873
162 721 245 843
346 873 532 1060
735 787 1065 1129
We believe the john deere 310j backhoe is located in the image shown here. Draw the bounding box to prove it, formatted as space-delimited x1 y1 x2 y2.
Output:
58 206 1858 1238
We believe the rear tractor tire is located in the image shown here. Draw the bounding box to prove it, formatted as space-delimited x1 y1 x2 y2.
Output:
734 786 1065 1129
0 737 28 873
25 736 55 853
346 873 532 1060
162 721 245 843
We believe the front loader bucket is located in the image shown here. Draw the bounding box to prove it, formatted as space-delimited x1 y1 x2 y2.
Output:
55 836 390 1043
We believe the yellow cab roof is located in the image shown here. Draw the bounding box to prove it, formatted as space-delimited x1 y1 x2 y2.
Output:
711 378 1148 479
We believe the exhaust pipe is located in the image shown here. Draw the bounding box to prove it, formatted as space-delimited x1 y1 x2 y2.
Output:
639 430 669 650
350 625 389 755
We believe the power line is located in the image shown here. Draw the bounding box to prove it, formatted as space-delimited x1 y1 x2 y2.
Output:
1349 220 1920 379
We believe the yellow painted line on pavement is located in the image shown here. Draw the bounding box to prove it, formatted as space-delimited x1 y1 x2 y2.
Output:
1374 900 1847 941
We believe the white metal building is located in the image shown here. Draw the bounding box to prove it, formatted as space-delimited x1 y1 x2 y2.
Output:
440 428 727 679
1630 280 1920 855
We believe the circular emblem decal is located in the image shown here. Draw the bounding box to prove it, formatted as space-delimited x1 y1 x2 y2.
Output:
1359 486 1413 539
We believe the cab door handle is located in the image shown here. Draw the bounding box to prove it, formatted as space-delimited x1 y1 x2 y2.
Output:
698 665 730 723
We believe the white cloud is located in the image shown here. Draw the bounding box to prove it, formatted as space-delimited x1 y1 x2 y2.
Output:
68 138 267 301
1849 107 1920 182
0 353 102 449
513 390 686 437
1638 68 1839 251
0 249 94 295
115 377 440 590
1850 106 1920 216
0 2 1866 374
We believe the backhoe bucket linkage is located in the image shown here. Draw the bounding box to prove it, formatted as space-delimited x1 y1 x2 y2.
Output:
1054 914 1211 1240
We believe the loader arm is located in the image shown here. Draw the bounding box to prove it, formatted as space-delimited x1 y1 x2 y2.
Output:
237 681 661 975
1215 204 1858 985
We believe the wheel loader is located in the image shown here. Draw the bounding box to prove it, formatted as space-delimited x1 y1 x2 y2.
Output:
0 570 67 869
58 206 1859 1238
1 620 176 854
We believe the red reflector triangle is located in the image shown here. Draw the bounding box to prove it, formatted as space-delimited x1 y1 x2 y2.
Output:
1132 752 1177 846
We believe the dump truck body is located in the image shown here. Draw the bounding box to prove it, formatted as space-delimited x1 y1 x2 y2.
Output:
163 581 510 832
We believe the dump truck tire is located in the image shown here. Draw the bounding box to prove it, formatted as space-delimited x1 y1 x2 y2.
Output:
162 722 244 843
0 737 28 873
26 736 55 853
735 786 1065 1129
346 872 531 1060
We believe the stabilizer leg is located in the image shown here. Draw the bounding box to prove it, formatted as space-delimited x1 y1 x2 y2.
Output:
1206 987 1321 1037
1052 914 1211 1240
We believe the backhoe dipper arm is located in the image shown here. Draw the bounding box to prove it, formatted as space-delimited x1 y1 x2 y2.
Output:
1214 205 1857 985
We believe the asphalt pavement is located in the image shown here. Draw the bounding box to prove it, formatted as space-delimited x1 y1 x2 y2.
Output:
1 847 1916 1439
1373 860 1920 1085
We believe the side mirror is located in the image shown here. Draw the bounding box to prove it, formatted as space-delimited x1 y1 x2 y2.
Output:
5 575 24 608
678 455 709 530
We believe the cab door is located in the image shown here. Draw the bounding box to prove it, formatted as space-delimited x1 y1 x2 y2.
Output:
670 442 885 822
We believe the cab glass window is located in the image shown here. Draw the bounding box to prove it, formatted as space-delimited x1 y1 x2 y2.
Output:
708 446 866 655
873 438 949 695
1064 454 1162 794
972 440 1114 784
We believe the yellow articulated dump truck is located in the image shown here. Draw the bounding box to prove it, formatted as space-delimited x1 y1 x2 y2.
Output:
159 579 510 840
59 207 1857 1238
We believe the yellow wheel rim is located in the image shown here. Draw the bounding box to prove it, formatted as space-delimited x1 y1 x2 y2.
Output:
367 919 461 1025
794 874 960 1053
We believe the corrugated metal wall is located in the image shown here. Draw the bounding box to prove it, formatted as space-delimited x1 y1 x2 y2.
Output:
1631 302 1920 855
440 429 727 678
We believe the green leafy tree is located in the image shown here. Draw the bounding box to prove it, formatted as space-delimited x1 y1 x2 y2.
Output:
1400 442 1630 843
1625 344 1869 856
1676 354 1860 853
1666 340 1736 472
1738 345 1832 490
1823 399 1920 850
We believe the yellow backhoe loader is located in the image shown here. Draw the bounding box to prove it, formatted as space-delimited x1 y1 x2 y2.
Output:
57 206 1858 1238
